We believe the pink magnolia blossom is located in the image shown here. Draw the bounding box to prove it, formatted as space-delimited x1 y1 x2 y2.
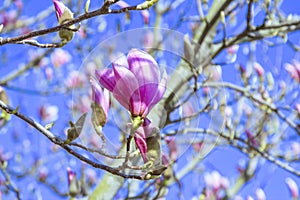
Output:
245 129 258 147
44 67 53 81
204 171 229 199
205 65 222 81
285 61 300 82
90 77 110 120
204 171 229 191
143 32 154 49
39 104 59 122
38 167 48 182
295 103 300 117
256 188 266 200
227 44 239 55
291 142 300 156
67 167 75 185
253 62 264 77
226 44 239 63
133 118 155 162
165 136 178 161
53 0 67 20
285 177 299 199
96 49 167 118
1 10 17 26
50 49 71 68
116 1 149 24
65 71 85 89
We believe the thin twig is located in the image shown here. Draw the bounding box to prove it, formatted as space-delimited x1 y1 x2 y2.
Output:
0 162 21 200
197 81 300 135
0 1 158 47
69 142 125 159
0 100 144 180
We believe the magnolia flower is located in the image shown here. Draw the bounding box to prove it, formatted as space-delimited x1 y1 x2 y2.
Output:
285 177 299 199
96 48 167 118
134 118 155 162
253 62 264 78
67 167 79 197
116 1 149 24
204 65 222 81
65 71 85 89
39 104 59 122
165 136 178 161
51 49 71 68
90 77 110 126
226 44 239 63
245 129 258 147
256 188 266 200
1 10 17 26
52 0 74 41
227 44 239 55
285 61 300 82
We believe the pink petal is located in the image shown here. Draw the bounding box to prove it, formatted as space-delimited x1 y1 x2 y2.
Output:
103 89 110 117
112 66 141 114
52 0 65 19
90 77 110 118
96 69 116 92
134 131 147 162
127 49 160 85
133 118 154 163
112 53 128 68
142 70 167 115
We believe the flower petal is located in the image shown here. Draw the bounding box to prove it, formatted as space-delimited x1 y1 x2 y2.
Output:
133 118 154 163
112 53 128 68
53 0 65 19
142 70 168 115
96 68 116 92
112 66 141 114
134 132 147 163
127 49 160 86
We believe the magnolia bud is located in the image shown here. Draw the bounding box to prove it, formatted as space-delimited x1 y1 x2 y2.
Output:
53 0 75 42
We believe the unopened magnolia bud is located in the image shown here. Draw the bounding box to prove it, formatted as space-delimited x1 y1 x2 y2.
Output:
53 0 75 42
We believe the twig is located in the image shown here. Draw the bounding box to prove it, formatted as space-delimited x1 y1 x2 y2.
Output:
15 40 64 48
0 162 21 200
0 1 158 47
69 142 125 159
0 100 144 180
246 0 254 30
173 128 300 177
0 49 53 85
197 81 300 135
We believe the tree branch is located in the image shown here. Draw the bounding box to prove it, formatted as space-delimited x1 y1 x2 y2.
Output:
0 100 145 180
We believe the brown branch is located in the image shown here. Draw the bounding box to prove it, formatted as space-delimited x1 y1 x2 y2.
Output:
196 0 232 48
15 40 64 48
0 162 21 200
246 0 254 30
197 81 300 135
0 1 157 47
173 128 300 177
0 100 144 180
69 142 125 160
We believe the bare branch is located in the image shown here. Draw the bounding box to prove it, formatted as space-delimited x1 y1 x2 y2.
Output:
0 100 145 180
